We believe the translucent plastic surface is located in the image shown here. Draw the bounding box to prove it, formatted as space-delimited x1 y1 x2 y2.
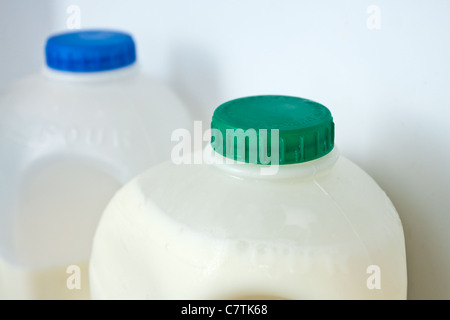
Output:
0 65 192 299
90 146 407 299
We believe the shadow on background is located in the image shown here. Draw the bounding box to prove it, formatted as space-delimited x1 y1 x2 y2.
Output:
363 103 450 300
0 1 53 91
168 42 223 125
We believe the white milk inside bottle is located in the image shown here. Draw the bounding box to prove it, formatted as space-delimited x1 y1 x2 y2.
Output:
89 95 407 299
0 29 192 299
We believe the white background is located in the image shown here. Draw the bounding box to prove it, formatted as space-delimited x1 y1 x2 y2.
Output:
1 0 449 299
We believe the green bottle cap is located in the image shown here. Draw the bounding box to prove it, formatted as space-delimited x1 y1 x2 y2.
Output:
211 95 334 165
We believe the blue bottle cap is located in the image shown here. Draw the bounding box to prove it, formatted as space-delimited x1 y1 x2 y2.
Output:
45 30 136 72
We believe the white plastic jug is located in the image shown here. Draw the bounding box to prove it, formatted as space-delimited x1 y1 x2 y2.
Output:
0 30 192 299
89 95 407 300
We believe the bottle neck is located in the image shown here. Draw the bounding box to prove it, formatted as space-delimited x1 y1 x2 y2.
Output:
203 144 340 179
41 63 139 83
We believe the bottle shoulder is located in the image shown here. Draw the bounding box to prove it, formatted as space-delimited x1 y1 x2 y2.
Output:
134 148 375 190
0 66 190 122
104 150 402 252
129 148 394 221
